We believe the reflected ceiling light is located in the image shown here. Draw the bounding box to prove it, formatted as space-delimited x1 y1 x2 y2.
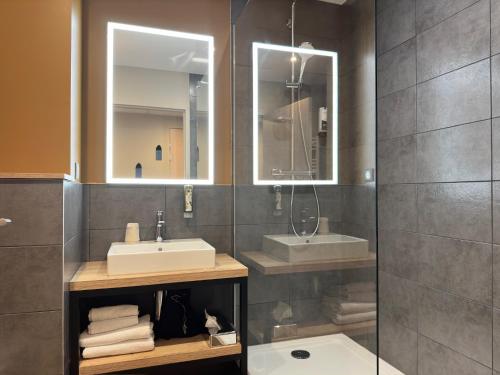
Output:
192 57 209 63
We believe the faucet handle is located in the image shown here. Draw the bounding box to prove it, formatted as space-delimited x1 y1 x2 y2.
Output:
156 210 164 219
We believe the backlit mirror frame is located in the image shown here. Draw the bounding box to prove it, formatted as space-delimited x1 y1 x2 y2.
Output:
106 22 215 185
252 42 338 185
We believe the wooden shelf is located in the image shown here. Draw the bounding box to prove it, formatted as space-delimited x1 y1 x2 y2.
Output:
79 334 241 375
70 254 248 291
239 251 376 275
249 319 375 344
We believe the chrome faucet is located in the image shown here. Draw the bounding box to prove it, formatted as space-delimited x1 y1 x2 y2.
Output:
299 208 316 236
155 210 165 242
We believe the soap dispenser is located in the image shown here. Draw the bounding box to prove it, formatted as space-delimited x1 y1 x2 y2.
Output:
184 185 193 218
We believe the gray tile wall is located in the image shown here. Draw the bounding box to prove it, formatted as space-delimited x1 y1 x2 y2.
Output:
377 0 499 373
0 180 64 375
84 184 233 261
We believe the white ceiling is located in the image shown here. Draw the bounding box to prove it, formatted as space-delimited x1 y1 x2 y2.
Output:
114 29 209 75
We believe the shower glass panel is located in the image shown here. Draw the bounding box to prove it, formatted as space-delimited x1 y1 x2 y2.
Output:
232 0 379 374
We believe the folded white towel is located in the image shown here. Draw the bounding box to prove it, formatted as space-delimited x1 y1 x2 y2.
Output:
80 316 152 348
322 298 376 315
87 315 141 335
332 311 376 325
88 305 139 322
341 291 376 303
82 336 155 359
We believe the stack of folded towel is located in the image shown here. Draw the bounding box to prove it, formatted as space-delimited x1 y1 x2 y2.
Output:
322 282 376 325
79 305 155 359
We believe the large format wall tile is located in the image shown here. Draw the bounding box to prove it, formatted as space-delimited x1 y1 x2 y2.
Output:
419 286 492 366
0 181 63 246
379 229 419 281
63 181 83 243
416 0 489 82
494 308 500 372
377 86 416 140
378 184 417 231
377 38 416 98
418 234 492 304
417 182 491 242
416 120 491 182
494 246 500 308
493 0 500 55
378 135 416 184
377 0 415 55
0 245 62 314
494 119 500 179
419 335 492 375
379 314 418 375
493 54 500 118
492 182 500 244
0 311 62 375
379 271 419 329
416 0 481 33
164 186 232 230
417 59 491 132
89 185 165 230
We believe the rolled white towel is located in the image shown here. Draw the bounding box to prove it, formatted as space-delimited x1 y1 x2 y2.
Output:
88 305 139 322
332 311 376 325
82 335 155 359
88 315 142 335
80 316 152 348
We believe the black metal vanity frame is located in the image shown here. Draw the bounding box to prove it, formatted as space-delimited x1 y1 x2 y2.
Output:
69 277 248 375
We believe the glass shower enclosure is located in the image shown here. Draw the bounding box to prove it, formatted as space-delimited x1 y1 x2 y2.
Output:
232 0 381 373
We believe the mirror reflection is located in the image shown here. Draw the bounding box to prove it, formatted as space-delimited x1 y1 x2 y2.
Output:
253 43 338 185
107 23 214 183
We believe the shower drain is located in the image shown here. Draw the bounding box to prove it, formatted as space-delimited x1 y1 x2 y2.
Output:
291 350 311 359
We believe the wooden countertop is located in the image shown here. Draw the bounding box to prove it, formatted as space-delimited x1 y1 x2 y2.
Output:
239 251 376 275
70 254 248 291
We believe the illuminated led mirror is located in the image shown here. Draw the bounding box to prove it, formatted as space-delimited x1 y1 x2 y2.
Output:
106 22 214 184
252 42 338 185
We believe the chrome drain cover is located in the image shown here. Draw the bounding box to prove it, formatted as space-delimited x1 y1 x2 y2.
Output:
291 350 310 359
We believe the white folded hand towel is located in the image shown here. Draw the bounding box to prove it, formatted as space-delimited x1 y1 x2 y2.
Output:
87 315 141 335
80 316 152 348
332 311 376 325
82 335 155 359
88 305 139 322
322 298 376 315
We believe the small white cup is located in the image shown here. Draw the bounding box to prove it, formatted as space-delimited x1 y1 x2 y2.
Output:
125 223 140 243
318 217 329 235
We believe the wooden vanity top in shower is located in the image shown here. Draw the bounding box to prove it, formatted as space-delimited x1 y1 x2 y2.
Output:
70 254 248 291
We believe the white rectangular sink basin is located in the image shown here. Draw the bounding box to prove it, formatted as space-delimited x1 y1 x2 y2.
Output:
262 233 369 263
107 239 215 275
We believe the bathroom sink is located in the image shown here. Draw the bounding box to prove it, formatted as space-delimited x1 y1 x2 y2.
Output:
107 239 216 275
262 234 369 263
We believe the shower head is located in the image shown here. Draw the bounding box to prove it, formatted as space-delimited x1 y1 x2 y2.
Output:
298 42 314 83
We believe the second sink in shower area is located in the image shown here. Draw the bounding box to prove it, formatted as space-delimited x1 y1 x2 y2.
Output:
233 0 380 373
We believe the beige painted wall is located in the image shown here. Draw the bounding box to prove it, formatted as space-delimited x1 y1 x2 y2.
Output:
114 111 184 179
82 0 232 184
0 0 81 177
